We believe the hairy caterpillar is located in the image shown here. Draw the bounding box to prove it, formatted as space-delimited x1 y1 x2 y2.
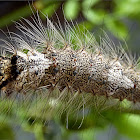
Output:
0 14 139 102
0 9 140 140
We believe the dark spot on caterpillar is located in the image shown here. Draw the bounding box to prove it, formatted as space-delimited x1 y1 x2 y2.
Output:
0 56 10 60
11 55 18 64
72 54 76 58
53 57 56 61
102 80 106 84
73 70 77 76
0 79 8 89
0 72 3 76
15 70 20 74
11 68 20 75
51 53 57 56
110 89 114 92
11 66 17 72
10 55 21 80
134 84 136 89
92 89 96 95
53 67 59 74
35 71 38 75
88 76 92 80
66 77 70 82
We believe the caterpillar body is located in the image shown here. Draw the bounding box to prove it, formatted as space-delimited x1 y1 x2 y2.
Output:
0 12 140 132
0 16 139 101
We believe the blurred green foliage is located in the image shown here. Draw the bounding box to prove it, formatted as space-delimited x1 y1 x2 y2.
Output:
1 0 140 140
1 0 140 40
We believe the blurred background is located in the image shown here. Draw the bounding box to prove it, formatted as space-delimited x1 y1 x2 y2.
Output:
0 0 140 140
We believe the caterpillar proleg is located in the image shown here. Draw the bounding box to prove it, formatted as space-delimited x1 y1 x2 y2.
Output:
1 4 140 140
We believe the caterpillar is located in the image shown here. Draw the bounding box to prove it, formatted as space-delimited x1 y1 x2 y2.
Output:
0 7 140 140
0 13 139 103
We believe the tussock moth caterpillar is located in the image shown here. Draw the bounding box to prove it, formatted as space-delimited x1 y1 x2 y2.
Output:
0 2 140 140
0 14 138 103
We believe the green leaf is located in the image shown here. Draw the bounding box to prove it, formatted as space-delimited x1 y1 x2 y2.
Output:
0 5 32 28
105 15 128 39
83 9 106 25
113 113 140 140
82 0 99 10
79 128 95 140
75 21 95 31
0 123 15 140
115 0 140 18
64 0 80 20
41 3 60 18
